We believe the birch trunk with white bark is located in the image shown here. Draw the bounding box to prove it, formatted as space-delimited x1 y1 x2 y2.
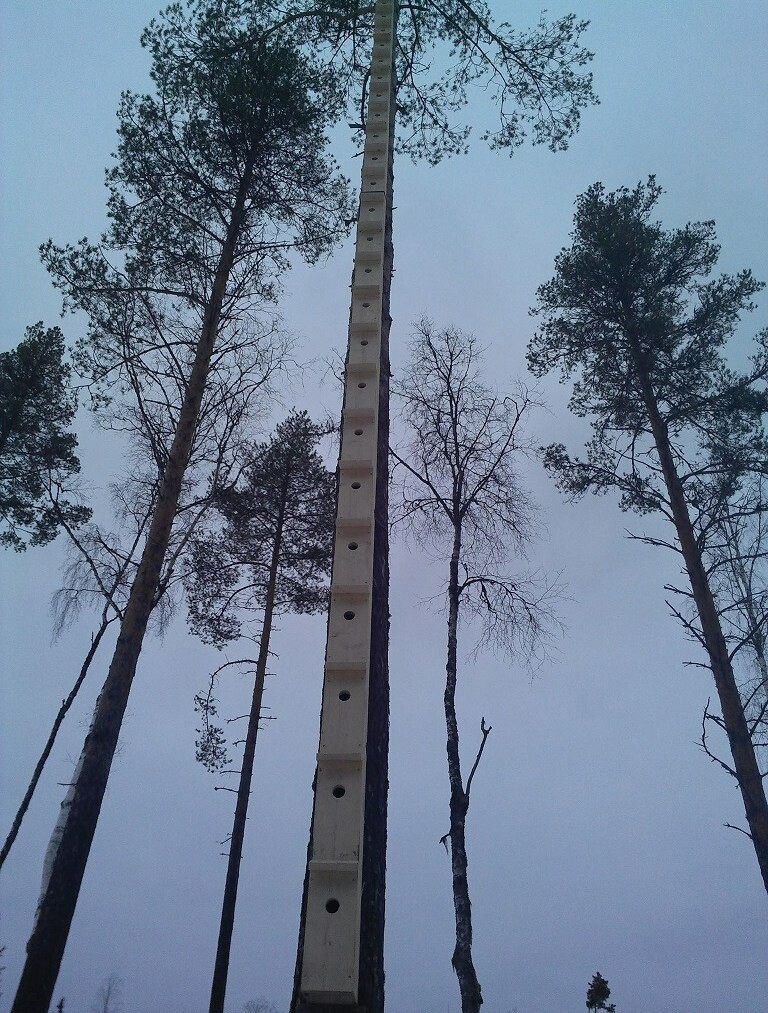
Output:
445 526 483 1013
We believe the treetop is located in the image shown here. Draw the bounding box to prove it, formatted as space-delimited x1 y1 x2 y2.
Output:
174 0 598 164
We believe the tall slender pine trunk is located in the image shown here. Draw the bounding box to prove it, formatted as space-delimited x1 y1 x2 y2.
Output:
445 525 483 1013
209 479 288 1013
12 161 256 1013
630 338 768 895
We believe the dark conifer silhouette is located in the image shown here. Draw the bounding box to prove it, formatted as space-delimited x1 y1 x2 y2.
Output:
12 4 350 1007
586 971 616 1012
0 323 90 550
187 412 335 1013
529 177 768 893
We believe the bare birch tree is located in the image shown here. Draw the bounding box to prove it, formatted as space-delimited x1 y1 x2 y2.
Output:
90 974 123 1013
243 999 278 1013
391 321 560 1013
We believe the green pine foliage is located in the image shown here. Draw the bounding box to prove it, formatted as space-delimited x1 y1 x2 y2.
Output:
528 177 768 893
187 410 335 648
0 324 90 550
586 971 616 1012
528 177 768 519
41 0 353 444
224 2 597 165
187 411 335 770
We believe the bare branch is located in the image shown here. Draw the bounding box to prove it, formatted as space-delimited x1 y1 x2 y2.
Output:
464 716 492 801
723 822 754 841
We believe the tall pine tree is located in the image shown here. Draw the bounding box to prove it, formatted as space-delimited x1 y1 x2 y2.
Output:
187 412 335 1013
13 4 350 1007
528 177 768 894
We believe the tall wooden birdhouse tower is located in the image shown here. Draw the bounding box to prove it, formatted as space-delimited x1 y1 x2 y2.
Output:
294 1 397 1010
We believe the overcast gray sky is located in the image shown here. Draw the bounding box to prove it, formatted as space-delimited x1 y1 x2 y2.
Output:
2 2 768 1011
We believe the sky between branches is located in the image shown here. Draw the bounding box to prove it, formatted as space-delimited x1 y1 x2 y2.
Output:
1 2 767 1011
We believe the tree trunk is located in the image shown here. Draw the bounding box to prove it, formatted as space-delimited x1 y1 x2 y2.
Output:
209 484 287 1013
445 526 483 1013
630 338 768 895
291 3 394 1008
357 62 393 1013
723 518 768 701
0 617 110 871
290 190 392 1013
11 163 255 1013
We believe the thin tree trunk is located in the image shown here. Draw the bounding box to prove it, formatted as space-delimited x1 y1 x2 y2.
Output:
445 525 483 1013
631 338 768 895
11 161 256 1013
209 484 287 1013
724 520 768 698
0 617 111 871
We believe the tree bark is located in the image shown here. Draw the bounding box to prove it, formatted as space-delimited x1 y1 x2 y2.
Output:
0 618 110 871
12 161 256 1013
724 519 768 697
356 68 393 1013
290 155 392 1013
208 481 287 1013
291 4 395 1008
630 336 768 895
445 525 483 1013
